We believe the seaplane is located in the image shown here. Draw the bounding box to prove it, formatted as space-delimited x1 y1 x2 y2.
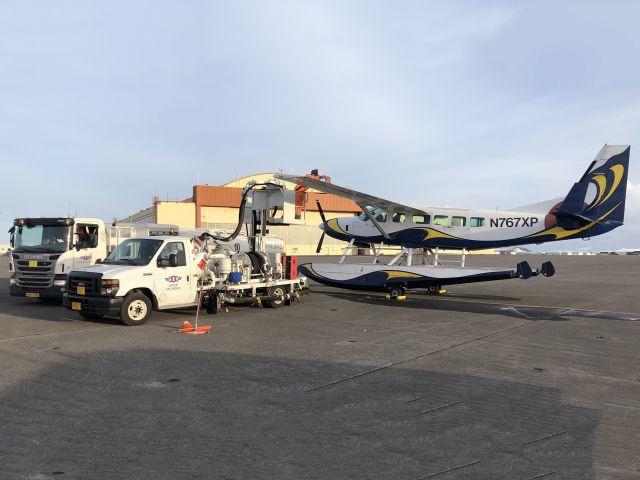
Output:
276 144 630 297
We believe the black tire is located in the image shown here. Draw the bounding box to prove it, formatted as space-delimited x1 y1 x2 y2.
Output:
79 312 104 320
206 293 220 314
389 286 405 298
426 285 439 294
119 293 152 326
264 286 286 308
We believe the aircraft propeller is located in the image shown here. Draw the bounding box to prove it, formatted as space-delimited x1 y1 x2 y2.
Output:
316 200 326 254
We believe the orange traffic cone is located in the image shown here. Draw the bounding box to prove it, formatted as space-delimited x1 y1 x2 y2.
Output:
176 281 212 335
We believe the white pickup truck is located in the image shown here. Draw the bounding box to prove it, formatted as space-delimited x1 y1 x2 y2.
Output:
62 234 308 325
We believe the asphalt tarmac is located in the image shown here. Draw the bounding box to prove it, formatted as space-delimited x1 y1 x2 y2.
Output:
0 254 638 479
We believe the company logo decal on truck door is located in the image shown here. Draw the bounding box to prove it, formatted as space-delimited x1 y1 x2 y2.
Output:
164 275 182 290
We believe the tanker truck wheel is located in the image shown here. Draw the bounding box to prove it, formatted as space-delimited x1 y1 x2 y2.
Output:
264 286 286 308
120 293 152 326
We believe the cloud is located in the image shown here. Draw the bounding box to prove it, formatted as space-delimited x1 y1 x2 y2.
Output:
0 1 639 250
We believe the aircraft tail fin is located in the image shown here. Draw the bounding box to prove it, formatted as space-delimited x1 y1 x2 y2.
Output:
555 145 630 229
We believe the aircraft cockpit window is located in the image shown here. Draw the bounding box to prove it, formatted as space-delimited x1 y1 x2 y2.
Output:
433 215 449 226
412 215 430 224
451 216 466 227
470 217 485 227
358 207 387 222
392 213 406 223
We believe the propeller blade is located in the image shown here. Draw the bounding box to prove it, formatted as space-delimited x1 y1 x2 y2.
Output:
316 200 327 223
316 232 325 254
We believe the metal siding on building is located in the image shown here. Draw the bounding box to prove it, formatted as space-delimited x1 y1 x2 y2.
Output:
129 175 363 255
193 185 359 212
194 186 243 208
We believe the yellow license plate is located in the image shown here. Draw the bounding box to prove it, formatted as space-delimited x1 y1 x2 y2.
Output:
26 292 40 298
28 260 38 268
71 302 81 311
77 286 85 295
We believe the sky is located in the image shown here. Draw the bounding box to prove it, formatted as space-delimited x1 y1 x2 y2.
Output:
1 0 639 250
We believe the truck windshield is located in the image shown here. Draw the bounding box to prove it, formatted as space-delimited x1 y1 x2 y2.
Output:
103 239 164 266
13 225 71 253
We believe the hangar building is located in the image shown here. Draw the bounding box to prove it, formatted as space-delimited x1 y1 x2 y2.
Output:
120 173 360 255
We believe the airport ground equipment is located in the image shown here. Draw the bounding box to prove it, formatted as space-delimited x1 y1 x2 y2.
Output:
299 260 555 299
62 181 310 325
62 233 308 325
8 217 178 300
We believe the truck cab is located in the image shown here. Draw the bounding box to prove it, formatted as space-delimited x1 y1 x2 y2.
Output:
63 236 203 325
9 217 107 300
9 217 179 301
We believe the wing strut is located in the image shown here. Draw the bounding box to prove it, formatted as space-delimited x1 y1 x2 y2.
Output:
356 202 390 240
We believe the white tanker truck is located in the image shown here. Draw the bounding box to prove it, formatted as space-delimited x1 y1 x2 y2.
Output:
62 181 309 325
62 232 307 325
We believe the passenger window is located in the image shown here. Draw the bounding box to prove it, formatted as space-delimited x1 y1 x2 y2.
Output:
451 216 466 227
470 217 485 227
158 242 187 267
375 212 387 222
433 215 449 226
392 212 406 223
412 214 430 224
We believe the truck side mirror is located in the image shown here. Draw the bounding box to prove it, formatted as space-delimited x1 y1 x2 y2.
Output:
169 253 178 267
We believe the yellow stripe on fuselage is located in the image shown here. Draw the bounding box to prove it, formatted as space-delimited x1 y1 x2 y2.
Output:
415 227 457 241
326 218 348 236
527 202 621 240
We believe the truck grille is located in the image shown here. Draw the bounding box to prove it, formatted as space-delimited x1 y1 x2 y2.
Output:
15 260 54 288
68 273 101 296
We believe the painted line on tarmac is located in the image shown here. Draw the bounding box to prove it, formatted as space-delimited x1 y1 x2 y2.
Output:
0 325 117 342
305 319 536 393
312 287 640 320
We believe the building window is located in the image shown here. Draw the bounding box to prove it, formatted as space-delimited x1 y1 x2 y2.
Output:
392 212 406 223
470 217 485 227
412 214 430 224
433 215 448 226
451 216 466 227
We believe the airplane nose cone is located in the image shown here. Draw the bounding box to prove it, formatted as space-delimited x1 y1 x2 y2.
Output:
319 221 327 232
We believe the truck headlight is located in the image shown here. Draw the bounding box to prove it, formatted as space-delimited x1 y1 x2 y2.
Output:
101 279 120 296
53 279 67 287
9 277 16 286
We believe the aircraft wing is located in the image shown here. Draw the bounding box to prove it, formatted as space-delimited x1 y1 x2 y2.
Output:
276 174 428 215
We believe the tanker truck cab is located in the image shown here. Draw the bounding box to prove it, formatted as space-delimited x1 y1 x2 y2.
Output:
9 217 107 300
63 236 201 325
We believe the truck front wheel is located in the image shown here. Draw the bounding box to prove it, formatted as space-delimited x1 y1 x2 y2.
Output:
120 293 152 326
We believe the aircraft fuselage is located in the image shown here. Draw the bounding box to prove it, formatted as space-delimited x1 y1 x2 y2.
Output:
321 205 616 250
